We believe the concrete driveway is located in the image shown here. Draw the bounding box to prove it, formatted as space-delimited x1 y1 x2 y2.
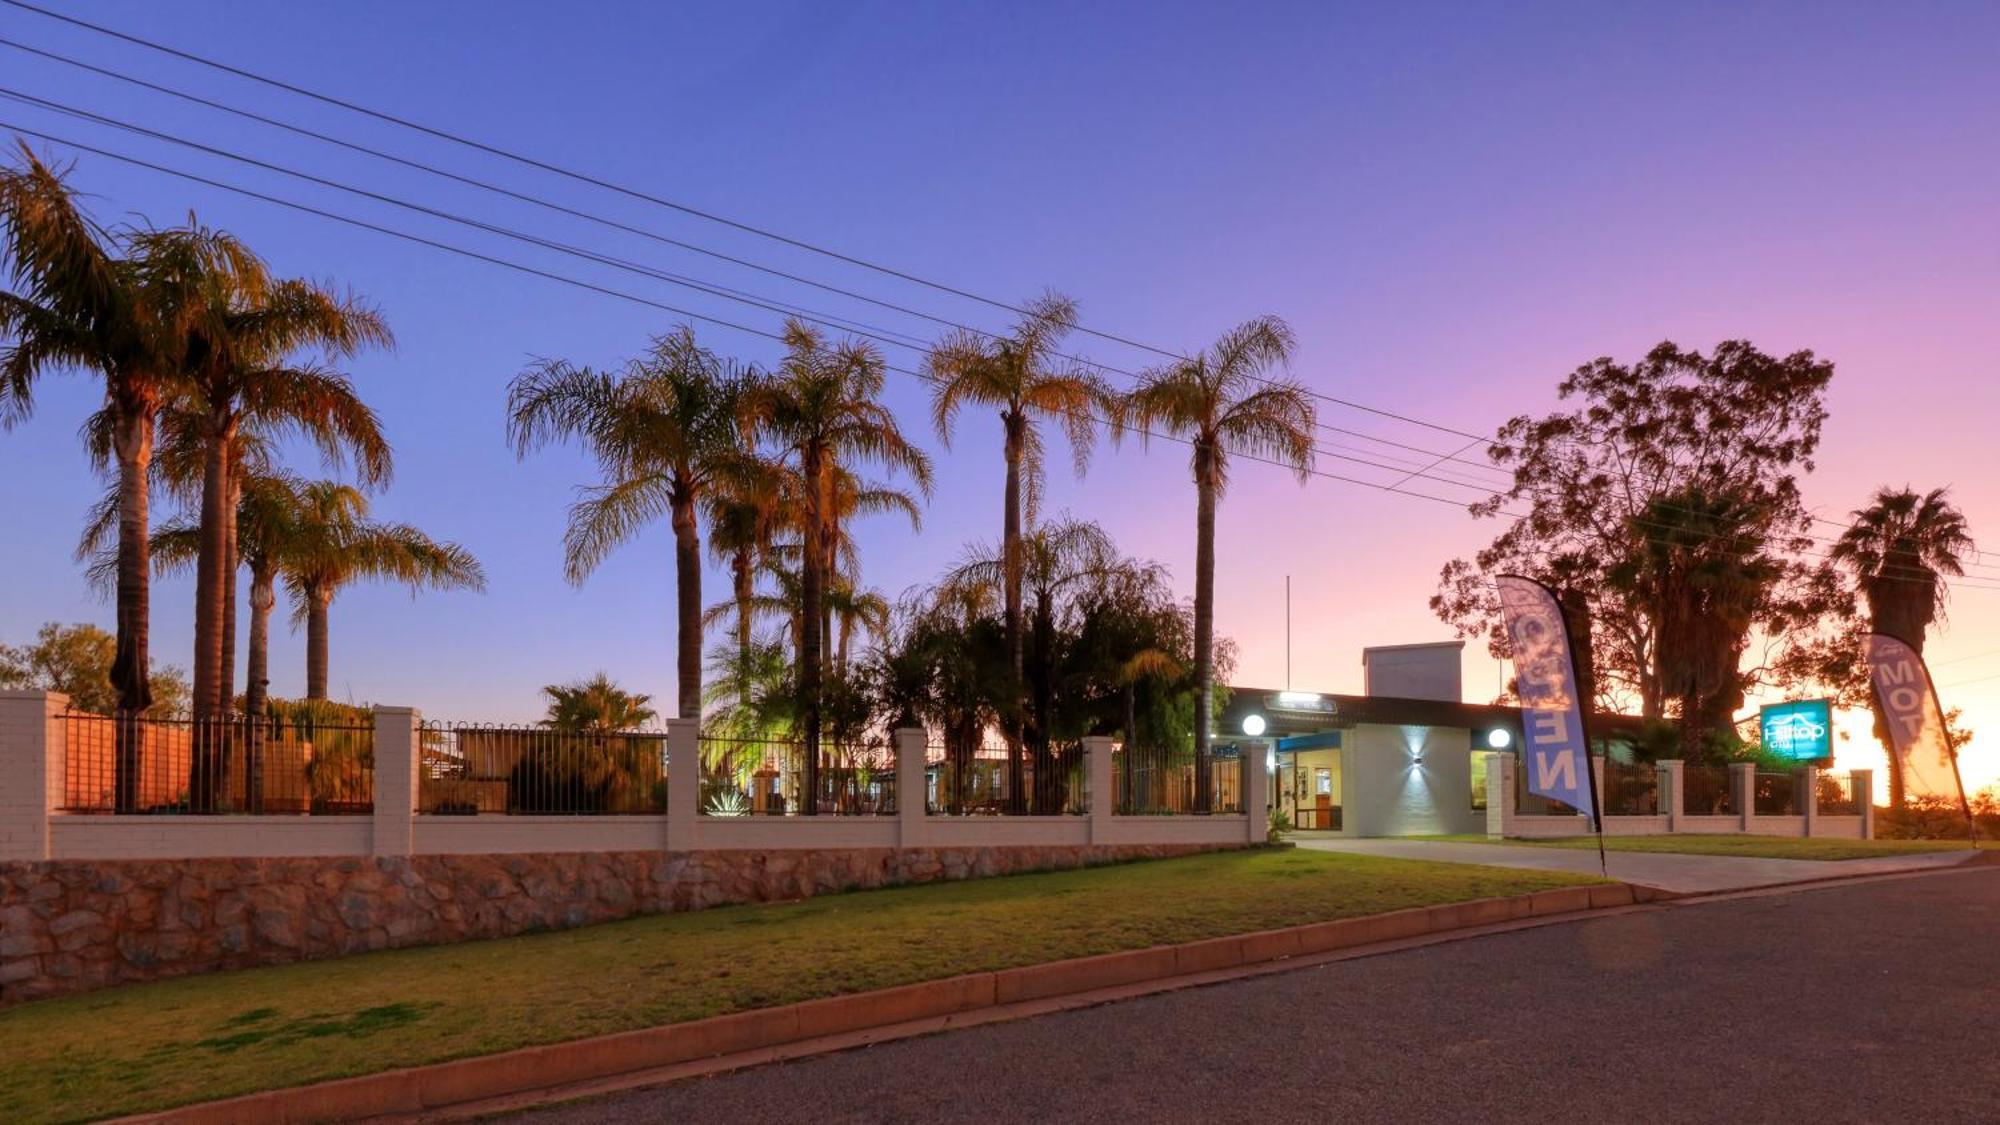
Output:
1289 835 1978 893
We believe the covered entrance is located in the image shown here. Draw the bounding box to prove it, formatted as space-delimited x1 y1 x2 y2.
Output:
1275 732 1344 833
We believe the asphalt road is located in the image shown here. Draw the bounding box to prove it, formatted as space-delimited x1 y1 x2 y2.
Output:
503 868 2000 1124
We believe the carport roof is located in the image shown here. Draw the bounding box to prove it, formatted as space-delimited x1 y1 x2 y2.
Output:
1217 685 1647 741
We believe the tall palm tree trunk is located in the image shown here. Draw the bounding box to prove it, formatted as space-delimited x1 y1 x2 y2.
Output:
798 449 825 814
1192 443 1218 814
1002 411 1026 813
191 416 235 718
305 586 332 701
1184 442 1216 808
731 547 755 737
109 399 157 812
220 464 241 713
671 496 703 722
244 563 275 813
189 417 235 812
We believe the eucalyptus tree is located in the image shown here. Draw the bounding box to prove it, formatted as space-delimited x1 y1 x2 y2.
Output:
278 481 484 700
1122 316 1315 810
743 320 932 810
1831 486 1973 805
928 292 1110 789
508 325 751 720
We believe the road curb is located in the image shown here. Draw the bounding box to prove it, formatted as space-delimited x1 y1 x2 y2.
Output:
117 882 1661 1124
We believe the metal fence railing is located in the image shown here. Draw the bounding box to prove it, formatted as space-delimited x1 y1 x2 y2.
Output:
61 709 374 815
1601 759 1659 816
1753 771 1801 817
1113 744 1237 815
1514 759 1580 816
1682 765 1736 816
420 723 666 815
696 735 898 816
1817 773 1861 816
925 732 1086 815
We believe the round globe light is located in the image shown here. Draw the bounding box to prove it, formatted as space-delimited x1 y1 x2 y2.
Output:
1242 713 1267 737
1486 728 1513 750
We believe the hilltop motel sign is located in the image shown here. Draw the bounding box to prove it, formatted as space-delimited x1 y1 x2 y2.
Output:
1759 699 1833 763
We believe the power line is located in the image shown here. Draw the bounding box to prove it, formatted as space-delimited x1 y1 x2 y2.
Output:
0 0 1509 448
10 32 1992 575
10 118 1998 596
0 91 1515 496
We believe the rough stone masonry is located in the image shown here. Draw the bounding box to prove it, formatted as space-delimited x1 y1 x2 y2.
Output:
0 842 1231 1006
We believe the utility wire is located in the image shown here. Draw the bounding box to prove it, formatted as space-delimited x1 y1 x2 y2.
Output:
8 117 1995 595
0 0 1511 448
11 37 1987 572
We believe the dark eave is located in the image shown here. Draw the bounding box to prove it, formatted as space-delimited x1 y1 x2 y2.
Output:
1217 685 1646 742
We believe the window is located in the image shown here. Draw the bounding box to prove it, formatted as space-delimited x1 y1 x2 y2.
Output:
1315 767 1333 797
1470 754 1489 811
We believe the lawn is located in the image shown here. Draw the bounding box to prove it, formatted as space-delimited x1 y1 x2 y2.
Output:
0 848 1597 1124
1421 834 1984 861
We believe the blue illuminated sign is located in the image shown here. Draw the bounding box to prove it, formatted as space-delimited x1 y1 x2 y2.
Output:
1760 699 1833 762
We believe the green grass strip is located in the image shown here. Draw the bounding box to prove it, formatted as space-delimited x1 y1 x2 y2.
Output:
0 848 1596 1123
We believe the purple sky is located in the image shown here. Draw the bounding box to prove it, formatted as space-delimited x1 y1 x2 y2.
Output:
2 1 1997 789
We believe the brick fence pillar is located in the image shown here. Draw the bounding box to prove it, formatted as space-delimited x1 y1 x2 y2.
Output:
1732 762 1756 832
371 706 420 857
1084 736 1116 844
666 719 699 851
1493 753 1518 838
1800 765 1819 837
896 727 928 848
1242 741 1269 843
1851 769 1875 839
0 690 66 862
1655 759 1684 833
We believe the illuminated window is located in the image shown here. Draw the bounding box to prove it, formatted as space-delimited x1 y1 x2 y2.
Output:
1315 767 1333 796
1470 754 1489 811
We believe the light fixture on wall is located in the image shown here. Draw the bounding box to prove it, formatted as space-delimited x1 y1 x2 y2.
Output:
1242 713 1267 737
1486 728 1513 750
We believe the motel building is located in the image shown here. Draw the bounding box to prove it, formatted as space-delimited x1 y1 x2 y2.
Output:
1215 641 1644 836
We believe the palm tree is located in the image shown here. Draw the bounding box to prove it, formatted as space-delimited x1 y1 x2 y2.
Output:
703 452 785 702
947 516 1115 810
3 150 271 809
929 292 1109 808
278 481 484 700
743 320 932 811
1831 486 1973 806
1123 316 1315 810
508 326 749 720
174 268 393 720
542 673 658 733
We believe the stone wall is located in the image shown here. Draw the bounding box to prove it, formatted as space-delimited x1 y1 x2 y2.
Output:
0 842 1234 1006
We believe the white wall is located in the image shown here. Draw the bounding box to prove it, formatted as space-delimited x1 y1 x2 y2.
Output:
1342 725 1486 837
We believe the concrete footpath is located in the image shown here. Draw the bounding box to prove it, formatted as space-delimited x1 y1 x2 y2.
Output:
1291 835 1978 892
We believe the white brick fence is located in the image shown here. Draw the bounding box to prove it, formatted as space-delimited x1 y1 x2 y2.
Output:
1483 752 1873 840
0 692 1262 862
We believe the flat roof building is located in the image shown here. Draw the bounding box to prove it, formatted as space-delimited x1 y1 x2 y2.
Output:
1217 643 1642 836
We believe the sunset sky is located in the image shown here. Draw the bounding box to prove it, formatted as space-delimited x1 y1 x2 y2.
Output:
2 1 1996 794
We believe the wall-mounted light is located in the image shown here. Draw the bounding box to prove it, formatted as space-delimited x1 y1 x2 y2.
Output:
1242 713 1267 737
1486 728 1513 750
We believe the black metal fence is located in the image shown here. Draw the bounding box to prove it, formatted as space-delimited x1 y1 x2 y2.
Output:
61 709 374 815
1682 765 1737 816
1817 773 1861 816
1753 771 1801 817
696 735 898 815
1114 744 1237 815
1601 759 1659 816
419 723 667 814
